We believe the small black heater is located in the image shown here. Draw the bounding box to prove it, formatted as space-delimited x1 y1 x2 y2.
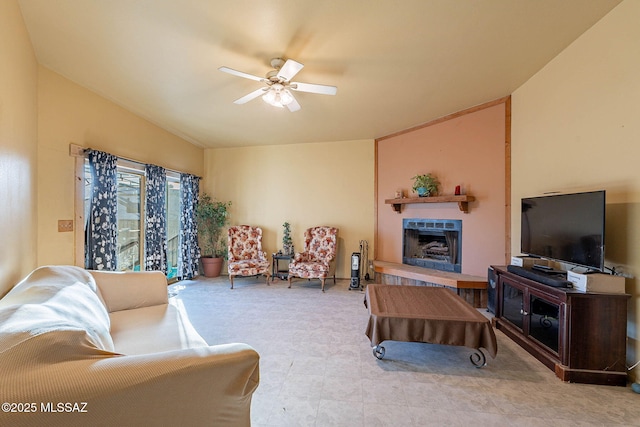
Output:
349 252 361 290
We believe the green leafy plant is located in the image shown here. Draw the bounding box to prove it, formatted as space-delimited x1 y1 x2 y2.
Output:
196 193 231 258
282 222 293 254
411 173 439 197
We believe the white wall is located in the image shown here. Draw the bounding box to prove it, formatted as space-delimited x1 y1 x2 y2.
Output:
36 66 204 267
511 0 640 380
0 0 38 296
204 139 375 280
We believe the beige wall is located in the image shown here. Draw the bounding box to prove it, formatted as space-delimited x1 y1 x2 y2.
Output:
0 0 39 296
203 140 375 279
37 66 204 266
376 102 508 277
511 0 640 380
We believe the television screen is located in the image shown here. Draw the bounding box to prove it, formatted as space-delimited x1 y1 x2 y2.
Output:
521 190 606 272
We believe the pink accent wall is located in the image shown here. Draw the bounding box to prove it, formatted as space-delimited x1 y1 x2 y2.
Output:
376 102 507 276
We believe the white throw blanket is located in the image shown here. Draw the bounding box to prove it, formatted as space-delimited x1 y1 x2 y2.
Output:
0 265 114 354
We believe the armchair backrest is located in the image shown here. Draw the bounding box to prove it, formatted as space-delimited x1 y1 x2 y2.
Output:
303 226 338 263
228 225 264 262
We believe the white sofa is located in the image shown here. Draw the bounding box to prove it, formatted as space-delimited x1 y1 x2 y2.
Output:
0 265 259 426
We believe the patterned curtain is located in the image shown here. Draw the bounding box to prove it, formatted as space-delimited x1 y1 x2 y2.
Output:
85 150 118 271
145 164 167 273
178 174 200 279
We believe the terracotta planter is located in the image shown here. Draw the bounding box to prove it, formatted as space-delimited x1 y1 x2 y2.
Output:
201 257 223 278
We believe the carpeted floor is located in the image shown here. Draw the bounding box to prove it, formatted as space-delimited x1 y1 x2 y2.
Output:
169 276 640 426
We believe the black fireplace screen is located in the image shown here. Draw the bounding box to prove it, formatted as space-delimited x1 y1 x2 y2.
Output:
402 219 462 273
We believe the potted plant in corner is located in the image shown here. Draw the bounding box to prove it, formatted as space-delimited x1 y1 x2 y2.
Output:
411 173 439 197
196 193 231 277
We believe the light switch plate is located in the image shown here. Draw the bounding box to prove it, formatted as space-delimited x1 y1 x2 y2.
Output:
58 220 74 232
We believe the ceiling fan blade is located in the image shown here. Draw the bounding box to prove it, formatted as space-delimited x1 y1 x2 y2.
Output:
233 88 267 104
219 66 264 82
290 82 337 96
286 93 301 112
277 59 304 81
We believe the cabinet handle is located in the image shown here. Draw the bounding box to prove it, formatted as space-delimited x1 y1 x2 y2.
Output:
520 309 529 316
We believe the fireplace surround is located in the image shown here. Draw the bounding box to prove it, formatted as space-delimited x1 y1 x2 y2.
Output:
402 218 462 273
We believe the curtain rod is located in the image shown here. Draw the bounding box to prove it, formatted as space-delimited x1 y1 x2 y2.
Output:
70 143 201 179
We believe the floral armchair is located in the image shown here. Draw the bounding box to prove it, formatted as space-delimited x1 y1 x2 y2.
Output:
227 225 270 289
288 226 339 292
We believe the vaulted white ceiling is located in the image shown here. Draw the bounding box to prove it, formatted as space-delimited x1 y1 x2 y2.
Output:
18 0 621 148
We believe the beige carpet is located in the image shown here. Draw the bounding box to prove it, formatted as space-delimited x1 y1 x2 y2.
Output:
170 276 640 426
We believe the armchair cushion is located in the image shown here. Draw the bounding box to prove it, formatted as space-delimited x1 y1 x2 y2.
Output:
289 260 331 278
293 251 313 263
228 259 269 275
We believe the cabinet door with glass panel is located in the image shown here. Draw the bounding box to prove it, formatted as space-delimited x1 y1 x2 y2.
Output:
501 279 525 332
500 277 562 356
527 289 562 355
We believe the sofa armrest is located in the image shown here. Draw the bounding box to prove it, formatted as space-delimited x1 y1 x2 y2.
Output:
93 344 260 426
89 270 168 313
0 342 259 427
0 334 260 427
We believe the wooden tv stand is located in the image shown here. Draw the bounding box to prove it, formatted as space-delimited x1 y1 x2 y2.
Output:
492 266 629 386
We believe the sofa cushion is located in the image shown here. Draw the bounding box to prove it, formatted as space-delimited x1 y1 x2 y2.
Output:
90 270 168 313
0 265 114 353
109 304 208 355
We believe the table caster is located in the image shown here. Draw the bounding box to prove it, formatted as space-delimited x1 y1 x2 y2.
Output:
373 345 385 360
469 349 487 368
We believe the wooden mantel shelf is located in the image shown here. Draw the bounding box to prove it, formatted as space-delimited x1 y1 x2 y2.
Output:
384 195 475 214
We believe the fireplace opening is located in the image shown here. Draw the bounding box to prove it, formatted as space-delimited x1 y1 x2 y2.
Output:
403 219 462 273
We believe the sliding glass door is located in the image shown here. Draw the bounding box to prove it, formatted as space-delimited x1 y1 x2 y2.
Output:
84 161 184 277
81 152 199 282
85 162 144 271
166 176 180 279
116 169 143 271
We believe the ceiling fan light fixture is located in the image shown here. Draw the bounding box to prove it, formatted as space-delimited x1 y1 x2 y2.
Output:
280 89 294 106
262 84 293 108
262 89 277 105
262 90 284 108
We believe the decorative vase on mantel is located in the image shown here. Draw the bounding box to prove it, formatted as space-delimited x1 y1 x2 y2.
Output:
416 187 430 197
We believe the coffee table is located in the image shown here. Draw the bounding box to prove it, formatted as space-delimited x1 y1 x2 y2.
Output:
364 284 497 367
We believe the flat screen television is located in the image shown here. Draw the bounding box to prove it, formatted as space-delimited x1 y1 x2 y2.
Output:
521 190 606 272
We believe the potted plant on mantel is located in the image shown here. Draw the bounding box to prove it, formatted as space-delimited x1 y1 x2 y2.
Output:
411 173 439 197
196 193 231 277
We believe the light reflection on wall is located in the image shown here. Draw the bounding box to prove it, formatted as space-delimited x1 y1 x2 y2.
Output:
0 152 34 296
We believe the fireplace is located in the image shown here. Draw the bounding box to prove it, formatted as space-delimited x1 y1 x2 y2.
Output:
403 219 462 273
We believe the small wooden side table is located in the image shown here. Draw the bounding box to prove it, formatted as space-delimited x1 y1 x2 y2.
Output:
272 253 293 282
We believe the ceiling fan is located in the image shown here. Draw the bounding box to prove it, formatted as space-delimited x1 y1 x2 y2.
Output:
219 58 337 112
